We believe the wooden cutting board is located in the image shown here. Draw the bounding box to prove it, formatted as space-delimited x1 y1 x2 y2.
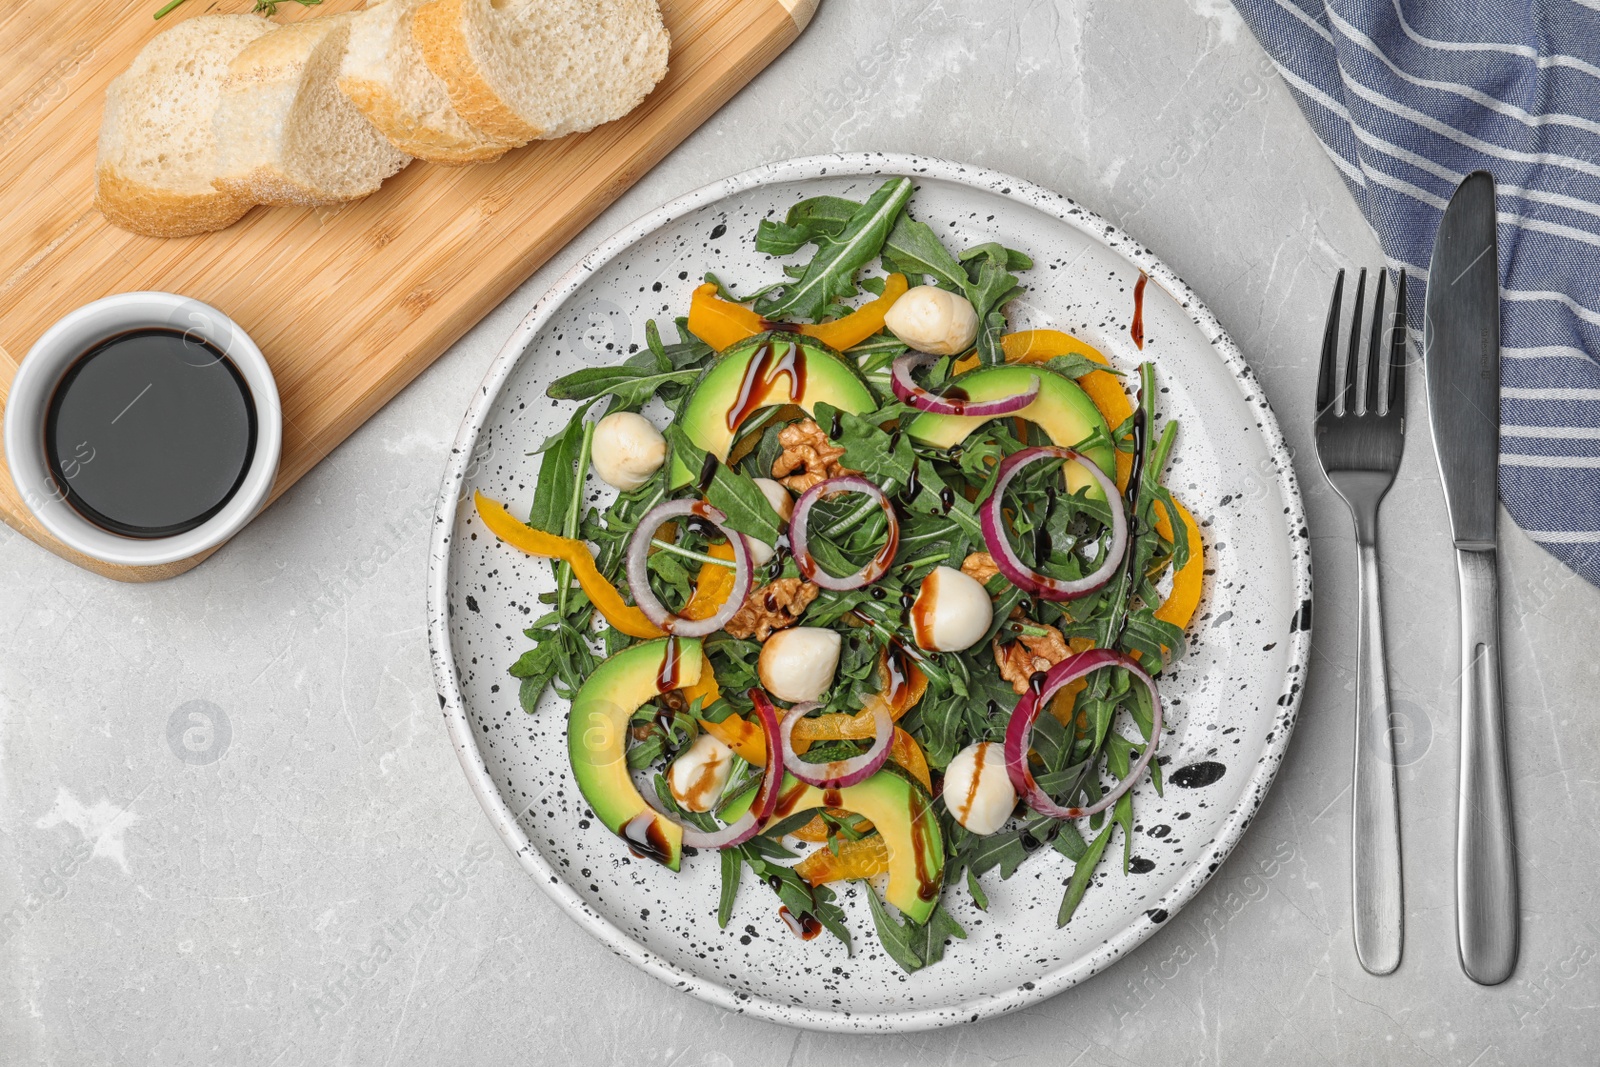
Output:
0 0 816 582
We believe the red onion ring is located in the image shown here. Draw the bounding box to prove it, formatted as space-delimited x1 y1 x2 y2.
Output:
1003 649 1163 820
646 689 785 849
789 475 899 591
778 700 893 789
891 352 1039 416
626 499 752 636
980 446 1126 601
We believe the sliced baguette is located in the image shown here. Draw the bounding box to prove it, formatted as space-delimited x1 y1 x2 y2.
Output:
412 0 669 147
94 14 275 237
212 14 411 206
339 0 512 164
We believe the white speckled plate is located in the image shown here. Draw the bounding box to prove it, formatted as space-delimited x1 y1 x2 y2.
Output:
426 154 1312 1032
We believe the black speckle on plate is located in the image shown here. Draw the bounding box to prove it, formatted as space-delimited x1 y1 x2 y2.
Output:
1170 761 1227 788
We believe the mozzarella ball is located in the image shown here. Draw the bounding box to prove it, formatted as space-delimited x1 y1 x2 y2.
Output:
757 627 841 703
942 741 1016 835
590 411 666 491
883 285 979 357
910 566 994 652
745 478 794 566
667 732 736 813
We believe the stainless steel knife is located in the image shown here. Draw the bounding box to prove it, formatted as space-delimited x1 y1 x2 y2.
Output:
1424 170 1517 986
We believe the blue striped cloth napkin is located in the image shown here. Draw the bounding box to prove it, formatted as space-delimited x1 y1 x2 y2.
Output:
1232 0 1600 585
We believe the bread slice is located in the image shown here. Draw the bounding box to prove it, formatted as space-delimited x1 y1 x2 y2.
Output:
339 0 512 164
94 14 275 237
412 0 669 147
212 14 411 206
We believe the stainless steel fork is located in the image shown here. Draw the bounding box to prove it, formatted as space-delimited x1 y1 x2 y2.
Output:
1314 267 1408 976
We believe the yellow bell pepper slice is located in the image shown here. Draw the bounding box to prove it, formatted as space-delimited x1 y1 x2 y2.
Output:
681 652 720 710
686 275 910 354
687 283 767 352
789 654 927 754
475 492 661 639
1152 496 1204 633
699 710 766 765
804 273 909 351
477 494 759 651
889 727 933 794
795 834 890 887
681 541 739 621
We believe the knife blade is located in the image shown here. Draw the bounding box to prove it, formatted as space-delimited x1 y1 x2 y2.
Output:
1424 169 1518 987
1425 171 1501 549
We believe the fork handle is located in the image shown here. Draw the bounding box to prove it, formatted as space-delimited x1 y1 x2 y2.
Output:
1455 546 1518 985
1352 537 1403 975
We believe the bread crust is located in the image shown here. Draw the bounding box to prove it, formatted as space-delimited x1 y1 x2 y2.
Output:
211 168 335 208
93 13 272 236
95 164 254 238
338 73 509 165
412 0 543 145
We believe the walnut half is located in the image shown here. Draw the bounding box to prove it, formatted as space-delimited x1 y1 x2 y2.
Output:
771 419 853 493
961 551 1001 586
724 578 820 642
993 616 1074 695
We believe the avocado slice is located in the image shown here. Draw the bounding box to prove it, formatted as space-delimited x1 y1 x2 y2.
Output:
905 364 1116 497
669 333 875 487
725 764 946 924
568 637 703 871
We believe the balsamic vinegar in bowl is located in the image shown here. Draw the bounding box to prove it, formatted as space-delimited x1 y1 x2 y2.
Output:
44 327 258 538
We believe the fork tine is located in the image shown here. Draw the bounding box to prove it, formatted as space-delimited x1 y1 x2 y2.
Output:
1344 268 1367 413
1389 269 1408 416
1366 269 1387 415
1318 269 1345 411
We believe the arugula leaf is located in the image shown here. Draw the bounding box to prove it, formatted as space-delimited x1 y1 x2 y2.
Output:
1051 821 1089 863
526 400 598 534
661 424 782 544
965 867 989 911
1105 739 1136 873
547 367 640 398
718 847 741 928
642 318 699 365
866 890 928 973
906 689 970 770
881 214 968 291
1058 822 1115 927
959 242 1033 272
959 824 1030 880
547 366 701 406
757 178 914 322
755 195 863 256
508 637 561 711
733 843 852 953
906 904 967 969
816 402 983 542
962 246 1025 367
1046 353 1121 381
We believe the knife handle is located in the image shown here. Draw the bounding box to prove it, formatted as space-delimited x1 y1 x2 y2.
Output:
1351 538 1403 975
1455 547 1518 985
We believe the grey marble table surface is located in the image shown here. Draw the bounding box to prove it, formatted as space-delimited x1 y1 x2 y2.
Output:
5 2 1599 1063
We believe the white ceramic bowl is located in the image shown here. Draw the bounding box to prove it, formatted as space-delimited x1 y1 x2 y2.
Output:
3 291 282 567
